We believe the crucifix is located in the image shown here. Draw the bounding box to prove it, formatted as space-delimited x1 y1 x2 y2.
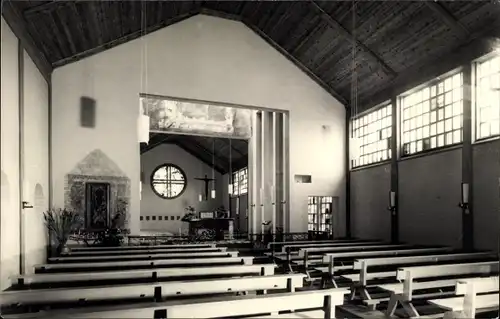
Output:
195 174 215 200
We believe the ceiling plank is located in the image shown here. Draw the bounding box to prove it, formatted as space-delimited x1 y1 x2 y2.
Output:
51 10 199 68
308 0 396 78
174 142 226 174
359 36 499 114
199 7 348 106
2 0 52 83
140 134 174 154
424 1 470 39
23 0 69 17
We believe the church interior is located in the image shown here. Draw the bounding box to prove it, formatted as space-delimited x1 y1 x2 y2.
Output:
0 1 499 318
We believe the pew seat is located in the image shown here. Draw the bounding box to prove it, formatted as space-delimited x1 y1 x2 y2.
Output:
248 310 326 318
3 288 349 319
1 274 306 307
69 243 216 252
63 247 228 256
14 264 277 286
428 293 499 312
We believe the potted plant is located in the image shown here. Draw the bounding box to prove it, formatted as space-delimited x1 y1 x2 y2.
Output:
96 198 129 247
181 206 197 222
43 208 81 254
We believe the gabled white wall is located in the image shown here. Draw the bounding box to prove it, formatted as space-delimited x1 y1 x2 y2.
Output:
51 14 346 234
140 144 224 233
1 17 20 290
22 51 49 274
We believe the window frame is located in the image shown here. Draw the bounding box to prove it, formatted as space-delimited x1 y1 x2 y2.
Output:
231 167 248 197
351 102 393 169
150 163 187 200
399 69 464 157
474 53 500 142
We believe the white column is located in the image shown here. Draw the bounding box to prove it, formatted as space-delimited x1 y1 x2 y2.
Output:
282 112 290 233
249 111 262 240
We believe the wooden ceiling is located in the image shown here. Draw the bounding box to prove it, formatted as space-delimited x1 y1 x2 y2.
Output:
3 0 500 112
141 133 248 174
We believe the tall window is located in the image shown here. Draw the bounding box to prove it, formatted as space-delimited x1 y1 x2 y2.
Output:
476 55 500 139
308 196 333 232
151 164 186 199
231 167 248 196
401 72 463 156
351 104 392 168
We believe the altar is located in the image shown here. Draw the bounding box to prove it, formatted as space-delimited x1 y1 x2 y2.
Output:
184 213 234 241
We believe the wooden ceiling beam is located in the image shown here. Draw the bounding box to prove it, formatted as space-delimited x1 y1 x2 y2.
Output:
2 0 52 83
51 10 199 68
200 7 349 107
23 0 69 17
308 0 396 79
140 134 174 155
424 1 470 39
174 141 226 174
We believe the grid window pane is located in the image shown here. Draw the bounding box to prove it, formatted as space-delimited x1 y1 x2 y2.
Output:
351 104 392 168
231 167 248 196
401 72 463 156
476 56 500 139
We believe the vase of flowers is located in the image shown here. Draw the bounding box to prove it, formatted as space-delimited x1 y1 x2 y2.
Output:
43 208 81 255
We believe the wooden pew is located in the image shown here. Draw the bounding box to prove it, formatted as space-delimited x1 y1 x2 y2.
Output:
317 247 452 288
386 261 499 317
3 287 349 319
35 256 254 273
429 276 499 318
266 241 379 261
267 238 371 252
63 246 227 256
351 252 495 300
70 243 215 252
48 250 235 263
13 264 277 288
0 274 306 309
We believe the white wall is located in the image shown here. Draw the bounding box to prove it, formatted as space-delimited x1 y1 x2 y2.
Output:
22 51 49 274
1 17 50 288
1 17 20 290
140 144 224 233
51 14 346 234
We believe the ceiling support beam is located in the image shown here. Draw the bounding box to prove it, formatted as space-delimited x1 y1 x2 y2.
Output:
23 0 69 17
140 134 173 155
174 142 226 174
308 0 396 79
359 36 499 114
424 1 470 39
199 7 348 107
2 1 52 83
51 10 200 68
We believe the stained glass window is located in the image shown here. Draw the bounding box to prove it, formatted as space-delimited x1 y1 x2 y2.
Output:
401 72 463 155
476 55 500 139
151 164 186 199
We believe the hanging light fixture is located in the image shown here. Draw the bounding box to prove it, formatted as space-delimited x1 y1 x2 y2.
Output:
137 1 150 144
211 139 216 199
350 0 360 163
228 138 233 195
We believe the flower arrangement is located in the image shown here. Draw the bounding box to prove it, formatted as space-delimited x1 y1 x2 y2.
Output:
43 208 81 254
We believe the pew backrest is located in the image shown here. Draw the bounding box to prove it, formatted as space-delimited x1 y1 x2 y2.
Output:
1 274 306 307
303 244 412 257
49 250 236 262
36 288 349 319
14 264 277 286
71 243 216 252
282 241 383 253
455 276 499 295
36 256 254 271
63 246 228 256
396 261 499 281
354 252 495 269
322 247 452 263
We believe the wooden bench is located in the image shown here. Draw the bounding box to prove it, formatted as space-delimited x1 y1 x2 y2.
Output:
48 250 235 263
267 239 372 252
3 288 349 319
14 264 277 287
63 246 228 256
386 261 499 317
351 252 494 300
298 243 409 258
0 274 306 308
429 276 499 318
319 247 452 288
70 243 216 252
35 256 254 272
